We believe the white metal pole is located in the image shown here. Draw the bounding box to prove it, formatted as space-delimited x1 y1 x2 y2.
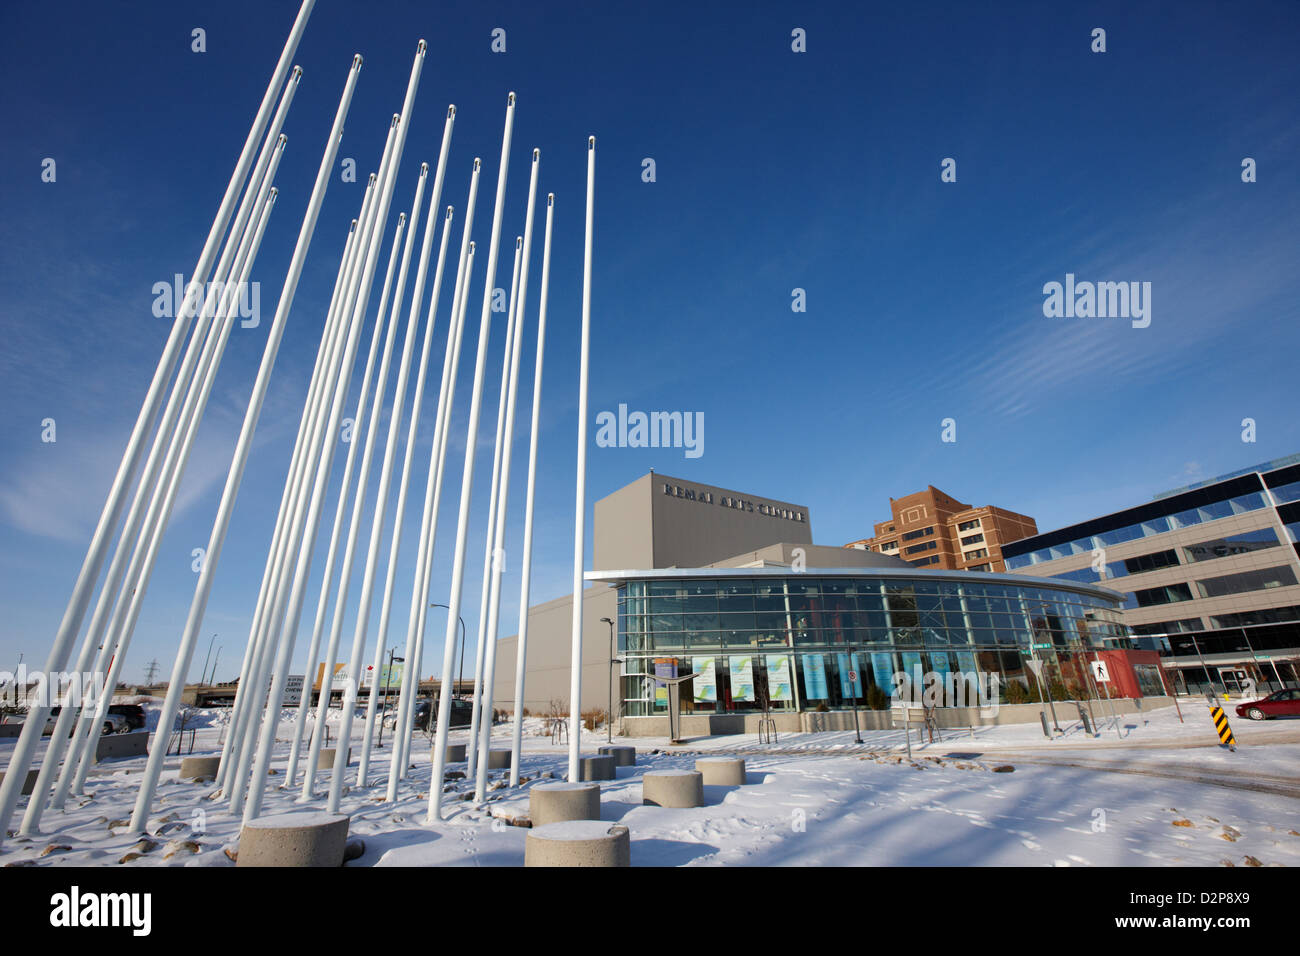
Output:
339 162 434 797
428 93 516 821
0 0 315 845
351 104 456 786
475 152 540 801
568 137 596 781
232 108 406 817
31 75 299 817
509 193 554 786
369 113 454 787
396 225 477 792
244 43 427 822
216 190 368 797
122 57 361 822
217 180 372 796
465 239 522 781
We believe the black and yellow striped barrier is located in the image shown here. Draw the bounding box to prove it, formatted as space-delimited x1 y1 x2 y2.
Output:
1210 705 1236 750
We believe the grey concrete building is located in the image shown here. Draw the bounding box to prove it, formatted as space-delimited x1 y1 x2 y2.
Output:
492 472 904 715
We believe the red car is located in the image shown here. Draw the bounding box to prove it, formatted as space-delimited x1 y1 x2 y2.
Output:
1236 688 1300 720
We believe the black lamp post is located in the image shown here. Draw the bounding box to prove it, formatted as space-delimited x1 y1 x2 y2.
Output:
377 650 404 749
429 602 467 700
601 617 620 743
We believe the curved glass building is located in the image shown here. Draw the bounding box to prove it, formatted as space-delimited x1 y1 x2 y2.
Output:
590 567 1130 719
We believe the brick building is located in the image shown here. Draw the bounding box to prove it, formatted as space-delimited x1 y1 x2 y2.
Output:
845 486 1038 572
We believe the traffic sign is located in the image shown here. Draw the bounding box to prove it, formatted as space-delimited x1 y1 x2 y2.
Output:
1090 660 1110 683
847 670 858 683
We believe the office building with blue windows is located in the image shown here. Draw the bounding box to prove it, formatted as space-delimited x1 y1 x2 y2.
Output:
1003 455 1300 696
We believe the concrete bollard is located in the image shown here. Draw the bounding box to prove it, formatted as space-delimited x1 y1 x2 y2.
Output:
641 769 704 808
695 756 746 786
318 747 352 770
578 754 615 781
238 811 350 867
597 744 636 767
529 782 601 828
444 742 467 763
486 749 512 770
525 821 630 867
178 756 222 782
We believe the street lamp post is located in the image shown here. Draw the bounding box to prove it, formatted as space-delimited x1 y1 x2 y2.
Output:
601 617 620 743
849 644 863 745
377 649 404 749
1030 603 1063 734
429 602 466 699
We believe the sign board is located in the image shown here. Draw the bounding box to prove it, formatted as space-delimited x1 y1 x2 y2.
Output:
1090 660 1110 683
314 662 349 691
730 656 755 701
766 654 793 702
692 657 717 703
1026 659 1044 678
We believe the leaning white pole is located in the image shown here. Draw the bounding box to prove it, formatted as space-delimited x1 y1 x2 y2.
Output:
509 192 554 787
217 182 373 795
567 136 595 782
341 163 433 796
428 93 516 822
0 0 315 846
465 238 522 781
244 43 427 824
475 152 541 801
126 56 362 829
233 102 408 819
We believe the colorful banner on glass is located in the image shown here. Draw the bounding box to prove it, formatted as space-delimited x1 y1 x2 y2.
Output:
767 654 792 702
803 654 829 700
693 657 717 703
730 655 755 701
836 652 863 698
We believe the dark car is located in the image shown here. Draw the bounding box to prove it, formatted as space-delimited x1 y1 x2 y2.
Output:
411 698 474 731
1235 688 1300 720
108 704 147 731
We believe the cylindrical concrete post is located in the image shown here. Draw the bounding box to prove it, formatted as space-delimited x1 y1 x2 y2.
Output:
597 744 635 767
318 747 352 770
695 756 746 786
529 781 600 827
642 769 704 808
237 811 350 867
524 820 630 867
179 756 222 782
578 754 614 781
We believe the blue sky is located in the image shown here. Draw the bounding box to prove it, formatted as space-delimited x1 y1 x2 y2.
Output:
2 0 1298 684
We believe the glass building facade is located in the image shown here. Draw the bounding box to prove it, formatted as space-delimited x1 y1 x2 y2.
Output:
602 569 1127 717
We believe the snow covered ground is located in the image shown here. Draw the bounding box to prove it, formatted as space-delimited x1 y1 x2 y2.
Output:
2 701 1297 867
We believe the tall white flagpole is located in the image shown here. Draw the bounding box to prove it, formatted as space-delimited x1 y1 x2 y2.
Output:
568 136 596 782
475 150 541 801
465 238 522 781
217 178 374 795
509 192 554 786
0 0 315 845
231 100 409 819
428 92 516 822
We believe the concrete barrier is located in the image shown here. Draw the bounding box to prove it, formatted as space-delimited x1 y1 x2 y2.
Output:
444 742 467 763
529 782 601 827
237 811 350 867
486 749 512 770
578 755 615 781
642 769 704 808
317 747 352 770
597 744 636 767
525 821 630 867
95 730 149 761
178 756 222 782
0 723 23 738
0 769 40 795
695 756 746 786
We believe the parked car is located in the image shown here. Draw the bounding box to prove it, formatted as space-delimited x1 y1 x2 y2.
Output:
100 713 131 735
108 703 146 731
411 698 473 732
1235 688 1300 720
